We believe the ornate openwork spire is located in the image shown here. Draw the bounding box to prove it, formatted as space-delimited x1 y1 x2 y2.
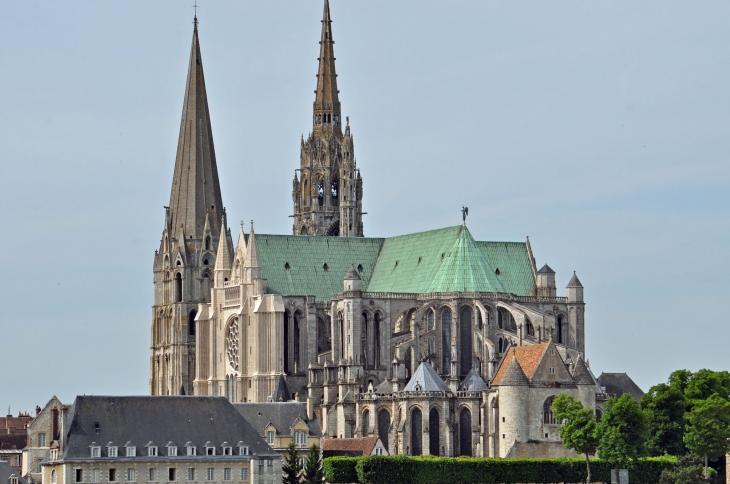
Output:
313 0 342 132
167 18 224 240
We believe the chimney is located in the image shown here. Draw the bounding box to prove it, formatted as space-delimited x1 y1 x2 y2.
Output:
306 397 314 421
51 408 59 441
35 406 41 417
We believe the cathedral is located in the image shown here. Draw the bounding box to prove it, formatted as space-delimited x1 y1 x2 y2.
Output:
150 1 606 458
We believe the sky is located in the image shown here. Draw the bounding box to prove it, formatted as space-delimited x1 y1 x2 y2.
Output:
1 1 728 412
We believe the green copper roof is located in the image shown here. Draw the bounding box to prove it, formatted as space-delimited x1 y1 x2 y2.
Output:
253 226 536 300
254 234 383 301
367 225 505 294
475 241 536 296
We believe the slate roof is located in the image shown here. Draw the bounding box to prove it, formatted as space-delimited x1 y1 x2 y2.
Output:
537 264 555 274
322 436 380 457
270 374 290 402
403 361 450 392
0 461 27 484
250 226 536 300
495 357 529 386
571 357 595 385
61 396 276 460
492 344 549 385
459 368 488 391
597 373 645 402
232 403 321 438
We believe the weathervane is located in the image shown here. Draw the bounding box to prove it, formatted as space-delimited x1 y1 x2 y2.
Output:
461 206 469 224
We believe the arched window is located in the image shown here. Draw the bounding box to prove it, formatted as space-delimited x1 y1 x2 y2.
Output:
293 312 301 373
317 180 325 206
202 274 211 302
174 273 182 302
373 313 381 368
543 396 557 424
477 311 483 330
498 338 504 353
331 179 339 206
525 318 535 337
459 307 472 378
557 316 564 344
404 347 413 382
595 409 603 422
51 470 56 483
205 236 211 250
338 312 345 360
427 310 435 332
317 317 331 354
429 408 440 456
378 410 390 452
188 309 197 337
362 409 370 436
459 408 472 456
441 308 452 374
302 178 309 207
498 308 503 328
284 310 291 374
411 408 422 456
361 312 369 368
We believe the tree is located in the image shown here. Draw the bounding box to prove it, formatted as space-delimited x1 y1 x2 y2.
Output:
552 394 600 484
301 444 323 484
684 370 730 404
658 454 714 484
597 393 648 484
641 383 687 456
683 394 730 480
282 441 303 484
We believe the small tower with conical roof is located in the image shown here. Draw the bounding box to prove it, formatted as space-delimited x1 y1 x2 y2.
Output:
535 264 557 297
292 0 364 237
566 271 586 357
151 16 227 397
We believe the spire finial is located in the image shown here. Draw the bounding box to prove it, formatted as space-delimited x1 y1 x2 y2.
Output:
461 206 469 225
192 1 199 29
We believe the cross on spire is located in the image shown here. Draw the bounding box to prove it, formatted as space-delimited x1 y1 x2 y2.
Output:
192 0 199 28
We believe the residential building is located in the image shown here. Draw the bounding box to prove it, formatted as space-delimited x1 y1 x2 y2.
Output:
322 437 387 458
0 461 27 484
41 396 281 484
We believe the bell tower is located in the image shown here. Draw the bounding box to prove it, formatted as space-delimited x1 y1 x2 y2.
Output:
292 0 364 237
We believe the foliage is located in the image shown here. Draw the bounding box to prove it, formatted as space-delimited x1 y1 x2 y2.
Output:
598 393 648 469
683 394 730 462
683 370 730 404
323 456 362 484
302 444 324 484
658 454 717 484
641 383 688 456
322 455 676 484
551 394 599 484
282 441 303 484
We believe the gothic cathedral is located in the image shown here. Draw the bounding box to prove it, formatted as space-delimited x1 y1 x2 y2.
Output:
150 2 606 459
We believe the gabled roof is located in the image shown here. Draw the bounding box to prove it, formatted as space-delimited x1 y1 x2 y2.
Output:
322 436 380 457
459 368 488 391
537 264 555 274
597 373 644 402
572 357 595 385
491 344 549 385
0 461 27 484
270 374 289 402
403 361 450 392
232 403 321 439
61 396 276 460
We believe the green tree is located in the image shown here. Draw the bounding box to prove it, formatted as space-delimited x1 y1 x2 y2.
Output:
598 393 648 484
641 383 687 456
282 441 303 484
683 394 730 479
552 394 599 484
684 370 730 404
658 454 714 484
301 444 323 484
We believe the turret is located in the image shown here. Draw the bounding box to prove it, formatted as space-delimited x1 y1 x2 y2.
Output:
566 271 583 303
344 265 362 292
535 264 557 297
213 216 232 287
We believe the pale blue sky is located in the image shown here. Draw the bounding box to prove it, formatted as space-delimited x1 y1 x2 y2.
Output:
1 1 728 411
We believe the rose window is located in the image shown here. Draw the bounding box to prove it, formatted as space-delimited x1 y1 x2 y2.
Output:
226 319 240 372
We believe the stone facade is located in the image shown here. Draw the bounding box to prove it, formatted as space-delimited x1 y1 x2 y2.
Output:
23 397 66 483
149 1 608 458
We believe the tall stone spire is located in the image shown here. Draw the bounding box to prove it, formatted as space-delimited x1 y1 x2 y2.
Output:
151 17 226 398
168 17 224 240
313 0 341 132
292 0 364 237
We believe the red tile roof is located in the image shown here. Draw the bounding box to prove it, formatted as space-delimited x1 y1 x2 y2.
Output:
492 343 548 385
322 436 379 456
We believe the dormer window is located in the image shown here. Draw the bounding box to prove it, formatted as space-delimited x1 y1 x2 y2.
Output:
51 449 59 460
266 431 274 445
185 442 196 456
221 442 232 456
167 445 177 457
203 442 215 456
125 443 136 457
237 443 249 456
10 476 19 484
90 443 102 458
146 443 158 457
107 443 118 458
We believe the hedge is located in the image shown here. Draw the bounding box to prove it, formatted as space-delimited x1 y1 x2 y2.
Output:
323 455 677 484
